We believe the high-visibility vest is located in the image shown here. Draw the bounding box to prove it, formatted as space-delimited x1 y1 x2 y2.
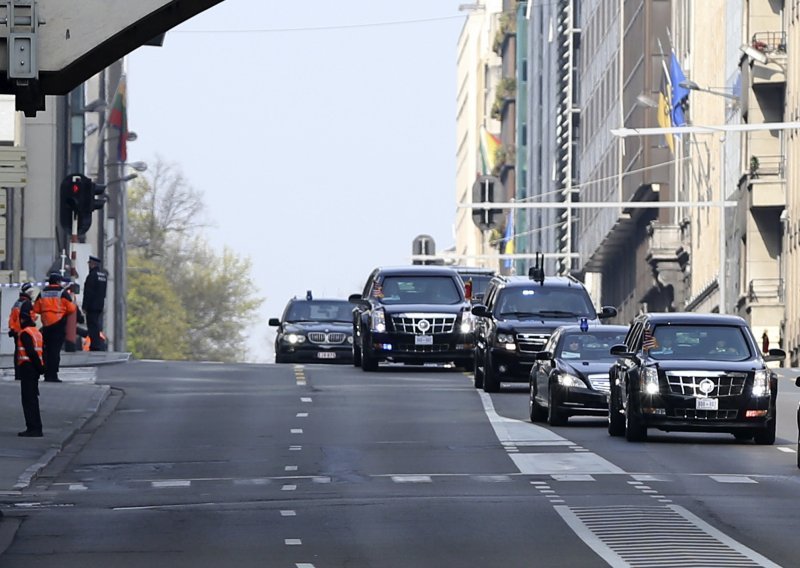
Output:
33 287 76 327
16 326 43 366
8 295 28 334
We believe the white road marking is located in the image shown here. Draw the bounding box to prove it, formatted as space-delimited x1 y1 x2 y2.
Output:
151 480 191 488
313 477 331 484
709 475 758 484
296 412 309 417
289 445 302 451
285 539 302 545
282 485 297 491
301 397 312 402
68 484 88 491
291 429 304 434
391 475 432 483
281 510 296 516
777 446 796 453
233 479 270 486
285 466 298 472
552 474 595 482
296 564 316 568
473 475 512 483
631 474 670 482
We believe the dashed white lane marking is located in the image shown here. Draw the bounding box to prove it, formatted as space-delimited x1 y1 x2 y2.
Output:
777 446 796 453
301 397 312 403
281 510 296 516
709 475 758 484
285 466 298 472
282 484 297 491
630 474 670 482
296 564 316 568
296 412 309 418
552 474 595 482
151 480 191 488
478 391 624 475
285 539 302 545
68 484 88 491
289 445 302 451
473 475 512 483
233 479 270 486
391 475 432 483
291 429 304 434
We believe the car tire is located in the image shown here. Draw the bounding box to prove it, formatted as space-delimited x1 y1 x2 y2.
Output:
482 353 500 393
608 384 625 437
473 350 484 389
753 419 776 445
361 346 379 372
353 343 362 367
529 382 547 422
624 388 647 442
547 385 568 426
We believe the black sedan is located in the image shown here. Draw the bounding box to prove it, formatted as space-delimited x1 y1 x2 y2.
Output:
269 296 354 364
529 325 629 426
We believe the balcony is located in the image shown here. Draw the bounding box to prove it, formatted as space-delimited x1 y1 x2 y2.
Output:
748 278 783 304
747 154 785 209
749 32 786 86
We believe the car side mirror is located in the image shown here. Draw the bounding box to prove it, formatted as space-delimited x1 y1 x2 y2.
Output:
348 293 371 309
796 376 800 388
471 304 489 318
535 351 552 361
268 318 281 327
610 343 633 358
763 348 786 363
598 306 618 320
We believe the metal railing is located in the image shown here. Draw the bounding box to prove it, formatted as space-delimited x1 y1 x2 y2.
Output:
751 32 787 55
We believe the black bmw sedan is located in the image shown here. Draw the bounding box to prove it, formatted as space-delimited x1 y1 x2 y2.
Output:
269 295 354 364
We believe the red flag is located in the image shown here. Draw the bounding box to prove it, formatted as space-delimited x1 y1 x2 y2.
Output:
107 75 128 162
642 326 658 351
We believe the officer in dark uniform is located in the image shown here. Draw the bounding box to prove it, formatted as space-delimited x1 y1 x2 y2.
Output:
16 307 45 437
82 255 108 351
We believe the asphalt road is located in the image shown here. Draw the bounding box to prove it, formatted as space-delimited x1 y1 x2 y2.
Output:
1 360 798 567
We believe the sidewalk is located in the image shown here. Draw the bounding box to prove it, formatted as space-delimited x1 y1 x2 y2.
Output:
0 352 129 493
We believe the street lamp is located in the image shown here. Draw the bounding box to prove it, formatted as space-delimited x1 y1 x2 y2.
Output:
679 80 739 103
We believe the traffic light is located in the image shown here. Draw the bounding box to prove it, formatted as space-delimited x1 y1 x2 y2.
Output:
59 174 89 232
471 175 503 231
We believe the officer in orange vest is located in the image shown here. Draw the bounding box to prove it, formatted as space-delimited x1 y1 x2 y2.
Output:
16 307 45 437
32 273 77 383
8 283 35 382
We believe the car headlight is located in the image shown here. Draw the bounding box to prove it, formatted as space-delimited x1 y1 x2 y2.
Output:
347 336 354 344
557 373 585 388
285 333 306 345
753 369 770 397
495 333 516 350
371 309 386 333
642 367 659 395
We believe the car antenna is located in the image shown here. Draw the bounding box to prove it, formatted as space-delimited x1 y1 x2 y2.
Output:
306 290 313 300
528 252 545 285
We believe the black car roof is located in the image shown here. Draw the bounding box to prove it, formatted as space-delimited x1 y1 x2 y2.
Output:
494 275 587 289
374 265 461 277
556 324 629 334
641 312 748 326
453 266 496 275
288 298 351 303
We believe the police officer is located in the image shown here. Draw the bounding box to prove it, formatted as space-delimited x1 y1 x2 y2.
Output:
82 255 107 351
32 273 77 382
16 307 44 437
8 283 35 381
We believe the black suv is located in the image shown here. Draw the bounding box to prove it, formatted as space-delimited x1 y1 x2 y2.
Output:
608 312 786 443
349 266 474 371
269 294 354 364
471 270 617 392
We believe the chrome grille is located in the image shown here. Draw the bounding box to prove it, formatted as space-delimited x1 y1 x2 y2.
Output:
666 371 747 397
391 313 456 334
517 333 550 353
587 373 610 393
669 409 739 420
307 332 347 345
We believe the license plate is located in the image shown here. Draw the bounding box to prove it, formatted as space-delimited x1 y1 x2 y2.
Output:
317 352 336 359
415 335 434 345
696 397 718 410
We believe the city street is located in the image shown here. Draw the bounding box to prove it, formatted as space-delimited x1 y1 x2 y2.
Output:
1 360 799 567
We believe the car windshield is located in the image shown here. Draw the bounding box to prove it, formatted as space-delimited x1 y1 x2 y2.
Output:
459 274 493 298
376 276 462 305
285 300 352 323
647 324 752 361
495 287 596 319
558 330 629 360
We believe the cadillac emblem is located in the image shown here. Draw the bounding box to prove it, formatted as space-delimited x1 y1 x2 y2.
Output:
698 378 716 395
417 319 431 333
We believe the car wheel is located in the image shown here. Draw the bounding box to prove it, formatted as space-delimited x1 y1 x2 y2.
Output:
624 387 647 442
352 343 362 367
608 383 625 437
753 419 776 445
361 346 379 372
482 353 500 393
529 382 547 422
547 384 568 426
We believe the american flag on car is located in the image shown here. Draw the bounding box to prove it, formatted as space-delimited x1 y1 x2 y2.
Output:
642 325 658 350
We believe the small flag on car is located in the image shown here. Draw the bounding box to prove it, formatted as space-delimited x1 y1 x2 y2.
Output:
642 326 658 351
